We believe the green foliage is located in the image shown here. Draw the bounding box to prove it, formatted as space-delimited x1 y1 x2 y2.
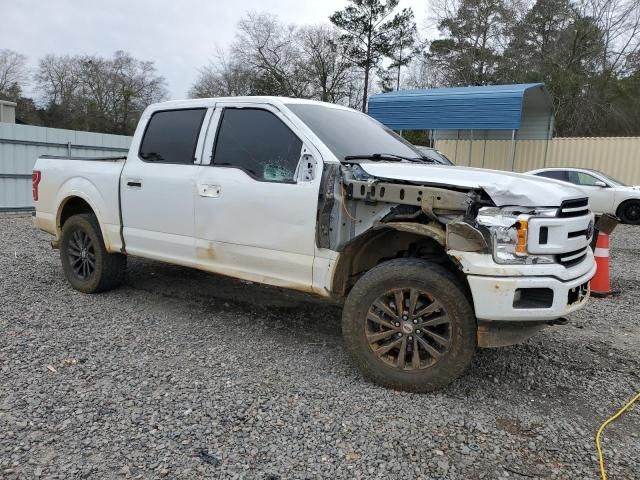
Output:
401 130 429 145
430 0 512 85
429 0 640 136
380 8 418 91
330 0 416 111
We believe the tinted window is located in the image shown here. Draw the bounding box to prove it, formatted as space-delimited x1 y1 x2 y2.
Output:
286 103 422 161
572 172 602 186
536 171 568 182
139 109 206 164
212 109 302 182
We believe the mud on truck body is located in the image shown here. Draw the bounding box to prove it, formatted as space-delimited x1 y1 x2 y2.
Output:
33 97 596 391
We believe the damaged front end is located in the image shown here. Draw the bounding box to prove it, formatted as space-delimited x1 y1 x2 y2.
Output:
318 162 495 255
321 162 595 349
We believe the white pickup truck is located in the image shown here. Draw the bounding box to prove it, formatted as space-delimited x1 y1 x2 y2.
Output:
33 97 596 391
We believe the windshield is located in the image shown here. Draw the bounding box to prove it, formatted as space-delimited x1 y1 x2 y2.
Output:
286 103 423 161
597 171 626 187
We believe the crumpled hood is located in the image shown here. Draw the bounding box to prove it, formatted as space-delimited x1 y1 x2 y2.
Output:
358 162 586 207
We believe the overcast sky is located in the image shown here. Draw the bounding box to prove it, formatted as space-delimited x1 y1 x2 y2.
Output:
3 0 430 101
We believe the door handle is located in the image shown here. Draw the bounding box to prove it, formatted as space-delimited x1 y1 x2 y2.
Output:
199 184 221 198
127 180 142 188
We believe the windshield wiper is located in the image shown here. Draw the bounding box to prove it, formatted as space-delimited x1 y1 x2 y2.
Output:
343 153 425 163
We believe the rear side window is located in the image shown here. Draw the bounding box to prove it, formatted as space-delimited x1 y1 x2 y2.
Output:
212 108 302 182
139 109 206 164
536 170 568 182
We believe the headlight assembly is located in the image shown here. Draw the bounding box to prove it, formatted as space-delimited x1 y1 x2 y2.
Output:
476 207 555 265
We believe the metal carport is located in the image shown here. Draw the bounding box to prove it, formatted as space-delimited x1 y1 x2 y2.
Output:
367 83 554 170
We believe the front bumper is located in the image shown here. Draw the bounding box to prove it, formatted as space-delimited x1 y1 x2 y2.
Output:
466 260 596 321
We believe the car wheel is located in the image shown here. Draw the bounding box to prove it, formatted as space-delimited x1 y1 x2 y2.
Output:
342 258 476 392
618 200 640 225
60 213 126 293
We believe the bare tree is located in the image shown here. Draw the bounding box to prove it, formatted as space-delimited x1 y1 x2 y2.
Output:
35 54 82 105
231 12 311 97
0 49 29 97
403 52 445 88
109 51 168 132
35 52 167 134
581 0 640 75
299 25 354 102
189 48 254 98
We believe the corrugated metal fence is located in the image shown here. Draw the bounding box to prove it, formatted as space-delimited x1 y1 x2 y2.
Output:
435 137 640 185
3 125 640 210
0 123 131 211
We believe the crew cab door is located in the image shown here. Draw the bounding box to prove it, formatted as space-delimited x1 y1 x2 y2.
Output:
194 104 321 290
120 107 210 264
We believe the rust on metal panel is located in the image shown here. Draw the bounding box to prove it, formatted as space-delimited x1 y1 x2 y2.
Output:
196 241 217 261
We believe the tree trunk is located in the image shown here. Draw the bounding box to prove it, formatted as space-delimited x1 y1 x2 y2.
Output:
396 36 403 91
362 65 369 112
362 13 373 113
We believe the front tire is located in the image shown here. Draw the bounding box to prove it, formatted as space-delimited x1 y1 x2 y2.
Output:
617 200 640 225
342 259 476 392
60 213 126 293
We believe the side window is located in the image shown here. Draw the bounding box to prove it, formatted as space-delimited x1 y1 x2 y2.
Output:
139 109 206 164
575 172 602 186
537 171 568 182
566 171 579 184
212 108 303 182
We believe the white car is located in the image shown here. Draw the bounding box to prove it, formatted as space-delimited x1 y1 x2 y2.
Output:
527 167 640 224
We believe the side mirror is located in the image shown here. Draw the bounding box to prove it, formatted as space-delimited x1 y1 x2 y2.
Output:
594 180 607 188
298 150 317 182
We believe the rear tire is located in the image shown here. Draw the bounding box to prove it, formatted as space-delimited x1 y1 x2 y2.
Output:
342 258 476 392
59 213 126 293
617 200 640 225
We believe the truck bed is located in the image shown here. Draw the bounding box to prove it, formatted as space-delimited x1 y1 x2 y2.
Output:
33 155 127 253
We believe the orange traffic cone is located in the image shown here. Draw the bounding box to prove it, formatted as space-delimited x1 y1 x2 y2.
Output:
591 232 613 297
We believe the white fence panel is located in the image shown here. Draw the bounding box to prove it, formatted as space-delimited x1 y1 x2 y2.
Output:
0 123 131 211
435 137 640 185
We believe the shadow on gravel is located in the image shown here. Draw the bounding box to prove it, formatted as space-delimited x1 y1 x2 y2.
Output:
47 244 639 424
123 256 343 335
120 257 579 396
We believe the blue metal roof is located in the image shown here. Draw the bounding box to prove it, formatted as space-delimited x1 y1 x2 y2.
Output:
367 83 551 131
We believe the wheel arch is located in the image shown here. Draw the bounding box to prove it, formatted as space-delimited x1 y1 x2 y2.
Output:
56 193 115 252
616 198 640 224
330 224 466 298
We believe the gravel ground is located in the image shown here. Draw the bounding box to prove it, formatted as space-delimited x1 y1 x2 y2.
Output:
1 215 638 480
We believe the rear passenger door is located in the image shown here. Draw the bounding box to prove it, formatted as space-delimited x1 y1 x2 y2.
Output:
194 104 321 290
121 108 210 264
